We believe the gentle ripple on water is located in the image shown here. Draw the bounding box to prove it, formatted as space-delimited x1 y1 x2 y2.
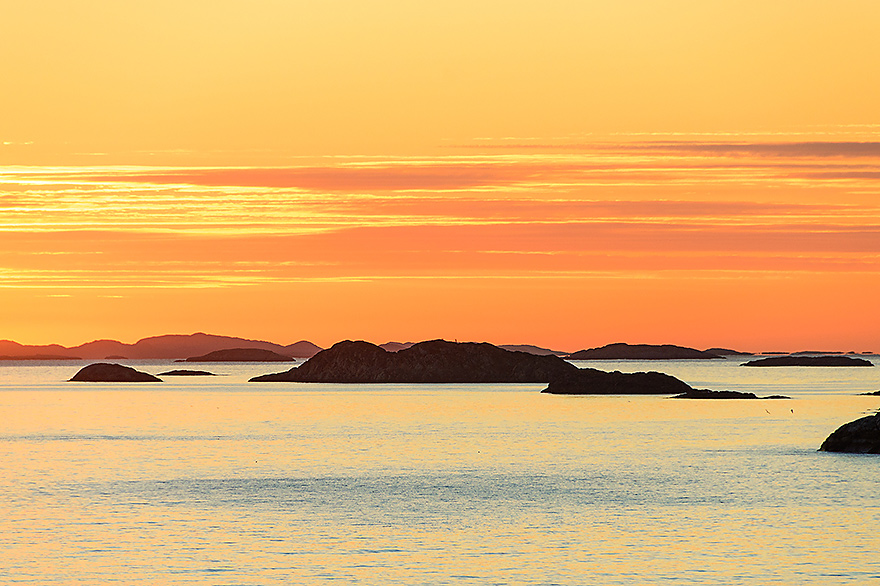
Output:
0 359 878 584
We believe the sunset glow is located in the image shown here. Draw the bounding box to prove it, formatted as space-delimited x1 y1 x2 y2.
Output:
2 2 879 352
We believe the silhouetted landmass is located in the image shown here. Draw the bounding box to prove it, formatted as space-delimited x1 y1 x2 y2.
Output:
742 356 874 367
158 369 216 376
251 340 693 395
0 333 322 359
105 355 128 359
568 343 724 360
820 413 880 453
283 340 323 358
499 344 568 356
0 354 81 360
0 340 74 358
184 348 294 362
791 350 844 355
69 363 162 382
671 389 790 399
379 342 416 352
542 370 691 395
706 347 754 356
859 390 880 396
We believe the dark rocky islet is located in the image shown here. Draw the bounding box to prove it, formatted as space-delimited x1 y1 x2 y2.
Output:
742 356 874 367
251 339 694 395
69 363 162 382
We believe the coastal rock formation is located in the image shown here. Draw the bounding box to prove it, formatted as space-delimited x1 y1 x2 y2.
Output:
158 369 216 376
250 340 694 395
671 389 790 399
69 363 162 382
568 343 724 360
742 356 874 367
820 413 880 453
184 348 294 362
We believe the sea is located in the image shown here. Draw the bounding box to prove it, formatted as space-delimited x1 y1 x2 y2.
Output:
1 357 878 585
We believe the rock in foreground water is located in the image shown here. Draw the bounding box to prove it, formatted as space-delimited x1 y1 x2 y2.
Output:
70 363 162 382
820 413 880 454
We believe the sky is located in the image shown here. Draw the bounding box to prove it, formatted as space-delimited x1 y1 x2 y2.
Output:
1 1 879 352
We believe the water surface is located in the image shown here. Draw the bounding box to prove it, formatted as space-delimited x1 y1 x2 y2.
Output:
1 359 878 584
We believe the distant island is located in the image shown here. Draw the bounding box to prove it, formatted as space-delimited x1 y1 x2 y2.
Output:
158 369 216 376
183 348 295 362
250 340 693 395
671 389 790 399
568 343 726 360
742 356 874 367
0 333 321 360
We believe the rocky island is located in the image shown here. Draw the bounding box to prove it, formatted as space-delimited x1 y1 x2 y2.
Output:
250 340 693 395
820 412 880 453
568 343 725 360
742 356 874 367
69 363 162 382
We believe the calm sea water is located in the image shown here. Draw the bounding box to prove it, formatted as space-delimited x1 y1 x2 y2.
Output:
1 358 879 585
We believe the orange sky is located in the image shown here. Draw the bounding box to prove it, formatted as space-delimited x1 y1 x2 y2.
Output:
2 2 879 352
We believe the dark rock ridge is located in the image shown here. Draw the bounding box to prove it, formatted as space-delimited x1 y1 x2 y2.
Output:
859 390 880 396
184 348 294 362
70 363 162 382
250 340 694 395
568 343 724 360
742 356 874 367
671 389 790 399
820 413 880 454
158 369 216 376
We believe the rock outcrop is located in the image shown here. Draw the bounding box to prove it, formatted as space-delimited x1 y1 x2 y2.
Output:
742 356 874 367
671 389 790 399
820 413 880 454
69 363 162 382
184 348 294 362
568 343 724 360
158 369 216 376
250 340 695 395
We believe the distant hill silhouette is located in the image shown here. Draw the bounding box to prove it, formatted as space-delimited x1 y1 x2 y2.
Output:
498 344 568 357
250 340 692 395
0 333 322 360
184 348 295 362
568 343 724 360
379 341 416 352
